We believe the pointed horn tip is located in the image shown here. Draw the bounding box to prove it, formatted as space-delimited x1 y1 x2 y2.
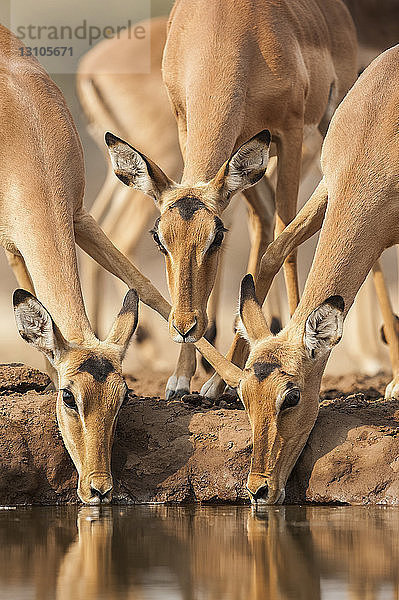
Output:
13 288 34 307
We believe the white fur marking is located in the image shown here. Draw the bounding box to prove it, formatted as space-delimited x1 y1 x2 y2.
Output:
15 297 55 352
110 143 154 196
304 303 343 358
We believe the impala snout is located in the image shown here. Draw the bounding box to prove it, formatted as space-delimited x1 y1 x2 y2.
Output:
247 473 285 505
170 311 203 342
78 471 113 505
90 474 113 504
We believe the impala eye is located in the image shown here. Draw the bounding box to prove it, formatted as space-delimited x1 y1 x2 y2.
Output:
150 230 167 255
62 389 78 412
280 388 301 412
209 229 225 252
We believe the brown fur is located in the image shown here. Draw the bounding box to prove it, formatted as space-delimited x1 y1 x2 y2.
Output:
162 0 358 313
106 1 357 343
0 25 179 503
196 46 399 503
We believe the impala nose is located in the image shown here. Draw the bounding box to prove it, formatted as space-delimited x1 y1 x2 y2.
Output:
247 473 270 504
90 476 113 503
172 317 197 340
247 483 269 504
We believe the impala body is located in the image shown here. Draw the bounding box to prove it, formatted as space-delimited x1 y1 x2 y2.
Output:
197 46 399 503
0 25 174 503
106 0 357 353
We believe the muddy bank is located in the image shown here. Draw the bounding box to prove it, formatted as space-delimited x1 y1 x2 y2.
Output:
0 364 398 505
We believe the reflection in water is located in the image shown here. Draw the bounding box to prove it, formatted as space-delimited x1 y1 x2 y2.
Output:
0 505 398 599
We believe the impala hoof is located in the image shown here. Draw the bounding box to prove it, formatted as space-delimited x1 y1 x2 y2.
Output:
385 378 399 400
165 375 190 400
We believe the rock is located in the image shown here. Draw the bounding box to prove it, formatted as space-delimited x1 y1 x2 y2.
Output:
0 365 398 505
0 363 51 394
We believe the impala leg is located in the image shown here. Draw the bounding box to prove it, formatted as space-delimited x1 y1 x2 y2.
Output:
166 343 197 400
200 179 328 399
87 185 154 336
244 177 275 276
5 250 57 386
111 191 165 367
201 262 222 373
275 127 304 314
74 210 171 319
90 165 120 223
267 127 322 191
371 261 399 399
5 250 34 292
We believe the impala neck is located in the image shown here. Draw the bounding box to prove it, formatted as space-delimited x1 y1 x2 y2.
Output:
290 191 383 334
17 202 94 346
168 5 250 185
181 99 244 184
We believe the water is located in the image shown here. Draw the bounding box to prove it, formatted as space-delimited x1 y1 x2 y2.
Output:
0 505 398 600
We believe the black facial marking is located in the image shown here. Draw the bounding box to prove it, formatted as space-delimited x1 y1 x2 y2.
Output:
240 274 257 315
253 361 281 382
78 356 115 383
171 196 206 220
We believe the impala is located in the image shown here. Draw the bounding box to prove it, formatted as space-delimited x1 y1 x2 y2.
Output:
106 0 357 384
0 24 207 503
78 16 282 397
195 46 399 503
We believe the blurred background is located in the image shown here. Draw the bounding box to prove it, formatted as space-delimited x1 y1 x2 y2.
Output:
0 0 397 379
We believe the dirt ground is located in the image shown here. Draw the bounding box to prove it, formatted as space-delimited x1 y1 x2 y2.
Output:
1 363 399 506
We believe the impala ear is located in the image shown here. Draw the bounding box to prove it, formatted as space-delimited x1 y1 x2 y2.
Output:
13 289 67 363
106 289 139 358
237 274 271 345
304 295 345 359
105 132 174 205
211 130 271 209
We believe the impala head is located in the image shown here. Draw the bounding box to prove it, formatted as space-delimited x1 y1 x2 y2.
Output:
105 130 271 342
199 275 344 504
13 288 139 505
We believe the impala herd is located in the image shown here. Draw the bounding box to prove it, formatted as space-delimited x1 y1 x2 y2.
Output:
1 0 398 505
